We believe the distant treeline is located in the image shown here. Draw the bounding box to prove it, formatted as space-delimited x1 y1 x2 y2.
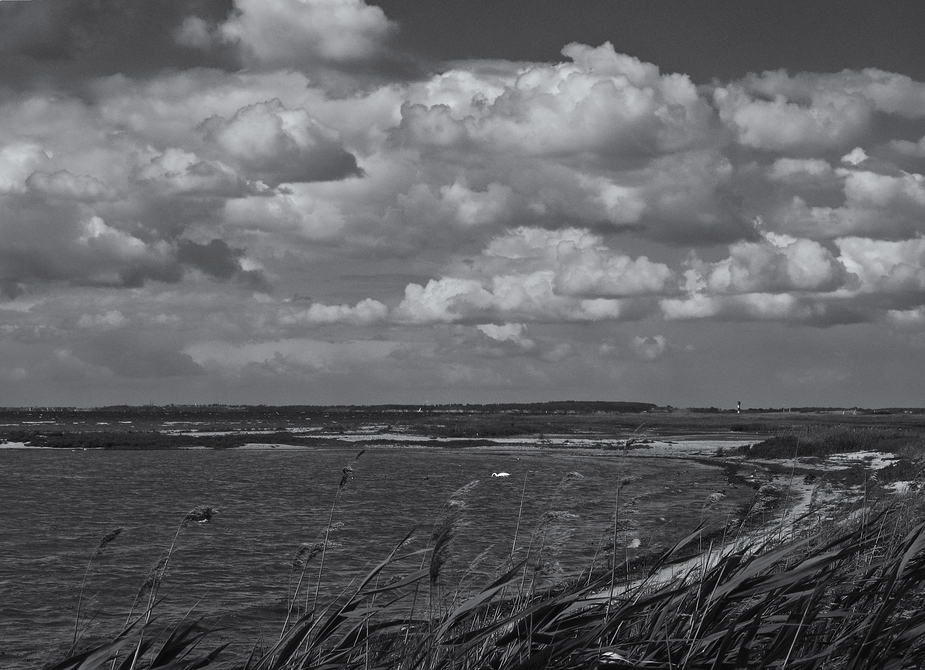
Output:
0 401 658 425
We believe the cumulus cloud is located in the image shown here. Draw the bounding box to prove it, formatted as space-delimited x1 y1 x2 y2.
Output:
692 232 846 295
216 0 397 74
839 168 925 214
661 291 815 322
714 85 871 153
841 147 869 166
476 323 535 349
0 143 50 194
887 306 925 327
397 42 714 161
713 68 925 154
5 3 925 406
656 232 856 323
280 298 388 325
224 187 349 239
393 227 667 324
436 182 516 228
836 236 925 293
742 69 925 119
200 99 362 186
553 244 675 298
136 147 258 197
769 162 925 240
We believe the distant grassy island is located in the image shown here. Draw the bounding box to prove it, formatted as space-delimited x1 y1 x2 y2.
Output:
2 401 925 450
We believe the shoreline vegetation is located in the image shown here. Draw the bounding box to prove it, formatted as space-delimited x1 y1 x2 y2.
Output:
7 404 925 668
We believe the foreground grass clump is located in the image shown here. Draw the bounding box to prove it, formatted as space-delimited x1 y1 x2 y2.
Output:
51 491 925 670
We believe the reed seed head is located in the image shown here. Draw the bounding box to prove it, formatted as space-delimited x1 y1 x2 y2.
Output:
92 527 123 558
554 471 584 498
138 554 169 599
449 479 480 500
338 450 365 490
430 499 468 586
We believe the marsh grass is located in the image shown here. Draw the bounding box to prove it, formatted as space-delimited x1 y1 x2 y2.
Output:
48 470 925 670
739 424 924 461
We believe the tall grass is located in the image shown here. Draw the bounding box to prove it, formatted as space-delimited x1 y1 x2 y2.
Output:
48 473 925 669
738 424 924 461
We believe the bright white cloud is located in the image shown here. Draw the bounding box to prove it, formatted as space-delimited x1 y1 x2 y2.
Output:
661 292 807 322
553 245 675 298
476 322 535 349
393 227 666 323
744 68 925 119
839 168 925 211
841 147 868 166
714 84 871 153
0 143 50 194
280 298 388 325
218 0 396 70
837 236 925 293
699 232 845 294
771 164 925 240
715 68 925 155
398 42 714 159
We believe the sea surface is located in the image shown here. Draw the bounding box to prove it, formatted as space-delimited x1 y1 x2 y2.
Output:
0 445 751 668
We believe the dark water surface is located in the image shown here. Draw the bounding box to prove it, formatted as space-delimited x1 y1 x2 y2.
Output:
0 446 747 668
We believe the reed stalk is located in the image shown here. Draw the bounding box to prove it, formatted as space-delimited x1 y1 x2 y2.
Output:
72 527 123 649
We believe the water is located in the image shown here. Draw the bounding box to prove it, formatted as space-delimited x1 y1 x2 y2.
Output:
0 446 749 668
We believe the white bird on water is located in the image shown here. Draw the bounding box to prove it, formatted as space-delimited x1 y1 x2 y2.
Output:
491 472 510 478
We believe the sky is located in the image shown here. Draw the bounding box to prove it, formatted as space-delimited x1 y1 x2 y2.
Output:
1 0 925 409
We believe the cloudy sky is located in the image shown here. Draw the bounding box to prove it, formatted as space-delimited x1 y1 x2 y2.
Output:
1 0 925 408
